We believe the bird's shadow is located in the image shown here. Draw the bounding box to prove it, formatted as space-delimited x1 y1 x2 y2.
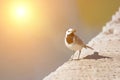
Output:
83 52 111 60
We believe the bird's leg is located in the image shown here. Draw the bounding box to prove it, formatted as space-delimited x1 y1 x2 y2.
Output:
69 51 74 61
69 56 73 61
77 50 81 60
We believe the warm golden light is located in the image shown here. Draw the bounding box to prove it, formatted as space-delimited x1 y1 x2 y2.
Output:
8 2 33 23
16 6 26 17
4 1 51 34
13 5 29 21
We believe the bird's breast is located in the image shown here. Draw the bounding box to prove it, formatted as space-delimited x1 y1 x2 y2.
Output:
65 41 83 51
66 36 73 44
65 34 74 44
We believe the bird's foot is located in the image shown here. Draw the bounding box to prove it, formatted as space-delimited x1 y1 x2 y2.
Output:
69 58 81 61
69 58 73 61
74 58 81 60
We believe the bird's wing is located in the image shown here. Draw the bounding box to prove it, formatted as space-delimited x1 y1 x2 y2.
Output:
74 35 94 50
74 35 85 46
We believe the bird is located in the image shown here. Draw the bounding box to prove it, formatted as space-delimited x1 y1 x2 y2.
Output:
65 28 93 60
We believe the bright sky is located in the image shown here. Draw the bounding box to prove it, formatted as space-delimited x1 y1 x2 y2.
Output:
8 1 39 26
0 1 54 39
16 6 26 17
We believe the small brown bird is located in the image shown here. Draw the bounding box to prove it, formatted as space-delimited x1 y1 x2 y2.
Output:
65 28 93 60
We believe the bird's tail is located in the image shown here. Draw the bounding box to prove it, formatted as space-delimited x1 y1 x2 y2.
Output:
84 45 94 50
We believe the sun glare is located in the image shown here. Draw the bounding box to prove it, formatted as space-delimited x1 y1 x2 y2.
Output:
16 6 26 17
7 1 46 29
7 2 35 28
9 2 32 22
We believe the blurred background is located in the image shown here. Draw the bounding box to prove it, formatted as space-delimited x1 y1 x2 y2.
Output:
0 0 120 80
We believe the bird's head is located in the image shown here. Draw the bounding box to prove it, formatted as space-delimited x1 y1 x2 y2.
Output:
66 28 76 35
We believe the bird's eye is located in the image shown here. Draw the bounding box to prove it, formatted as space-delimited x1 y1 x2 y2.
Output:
68 31 70 32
